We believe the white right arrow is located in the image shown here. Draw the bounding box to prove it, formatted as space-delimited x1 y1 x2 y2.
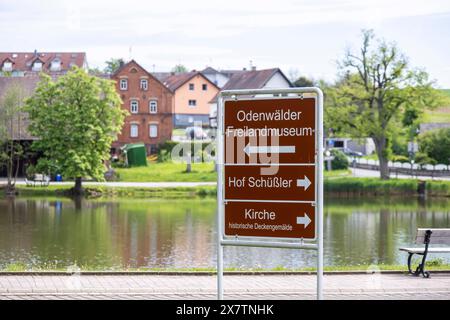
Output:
296 175 311 190
296 213 311 228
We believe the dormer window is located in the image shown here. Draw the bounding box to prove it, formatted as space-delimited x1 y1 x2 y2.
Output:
32 61 43 72
2 61 12 72
50 59 61 71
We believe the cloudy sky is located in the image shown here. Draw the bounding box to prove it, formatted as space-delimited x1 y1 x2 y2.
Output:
1 0 450 87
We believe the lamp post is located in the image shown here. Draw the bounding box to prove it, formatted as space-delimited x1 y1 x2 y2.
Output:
325 150 332 171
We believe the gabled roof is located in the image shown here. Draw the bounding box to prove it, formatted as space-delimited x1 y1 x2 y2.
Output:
162 71 220 92
111 59 172 94
222 68 291 90
152 72 172 82
201 67 220 74
209 68 292 103
0 52 86 73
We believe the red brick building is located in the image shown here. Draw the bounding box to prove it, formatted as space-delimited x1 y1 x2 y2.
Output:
111 60 173 155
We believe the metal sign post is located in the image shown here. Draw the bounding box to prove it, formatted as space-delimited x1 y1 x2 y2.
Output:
216 87 324 300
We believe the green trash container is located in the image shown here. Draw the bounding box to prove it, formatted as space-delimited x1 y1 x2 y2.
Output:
121 143 148 167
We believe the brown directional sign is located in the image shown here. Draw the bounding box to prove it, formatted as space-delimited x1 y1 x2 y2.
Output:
224 165 315 202
224 98 316 164
223 97 317 240
225 202 315 239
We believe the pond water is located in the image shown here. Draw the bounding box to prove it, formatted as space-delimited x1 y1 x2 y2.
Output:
0 196 449 270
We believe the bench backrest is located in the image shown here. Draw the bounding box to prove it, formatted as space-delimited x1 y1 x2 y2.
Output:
416 228 450 245
34 174 44 181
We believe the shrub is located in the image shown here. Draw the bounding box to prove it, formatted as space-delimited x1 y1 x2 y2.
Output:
391 155 410 163
157 140 215 163
25 164 36 179
418 128 450 164
415 152 437 166
329 149 349 170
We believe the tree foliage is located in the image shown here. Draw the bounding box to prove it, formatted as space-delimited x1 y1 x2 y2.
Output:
171 64 188 73
326 29 445 179
418 128 450 165
0 81 26 193
293 76 315 87
104 58 125 74
25 67 127 194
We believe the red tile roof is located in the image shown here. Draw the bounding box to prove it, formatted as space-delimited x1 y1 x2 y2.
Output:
209 68 292 103
221 68 285 90
0 52 86 74
162 71 220 92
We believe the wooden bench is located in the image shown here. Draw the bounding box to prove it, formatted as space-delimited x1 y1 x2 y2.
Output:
399 228 450 278
25 174 50 187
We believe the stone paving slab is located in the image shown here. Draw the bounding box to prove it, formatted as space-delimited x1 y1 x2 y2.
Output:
0 273 449 300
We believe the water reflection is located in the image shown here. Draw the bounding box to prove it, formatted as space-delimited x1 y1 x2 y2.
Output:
0 196 449 270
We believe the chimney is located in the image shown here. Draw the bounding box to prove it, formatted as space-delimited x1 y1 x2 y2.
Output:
251 66 256 71
33 49 38 57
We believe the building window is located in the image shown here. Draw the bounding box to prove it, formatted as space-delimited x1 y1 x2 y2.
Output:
202 84 207 91
149 124 158 138
188 99 197 107
50 59 61 71
2 62 12 72
120 79 128 91
130 100 139 113
149 100 157 114
130 124 139 138
149 144 157 154
140 79 148 90
189 83 194 90
32 61 42 72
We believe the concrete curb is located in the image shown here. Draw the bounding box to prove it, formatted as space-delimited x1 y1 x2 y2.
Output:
1 270 450 276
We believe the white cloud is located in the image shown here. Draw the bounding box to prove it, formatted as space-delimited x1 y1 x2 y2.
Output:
0 0 449 86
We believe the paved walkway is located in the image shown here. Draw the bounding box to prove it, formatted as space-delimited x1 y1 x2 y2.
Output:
0 180 216 188
0 273 449 300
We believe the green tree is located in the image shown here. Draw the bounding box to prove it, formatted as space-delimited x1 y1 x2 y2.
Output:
25 67 127 195
293 76 315 87
104 58 125 74
326 30 444 179
0 81 26 194
418 128 450 165
171 64 188 73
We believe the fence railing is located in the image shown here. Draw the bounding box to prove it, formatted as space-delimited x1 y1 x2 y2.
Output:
349 157 450 177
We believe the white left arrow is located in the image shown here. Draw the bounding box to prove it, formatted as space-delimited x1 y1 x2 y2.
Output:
296 213 311 228
243 144 296 156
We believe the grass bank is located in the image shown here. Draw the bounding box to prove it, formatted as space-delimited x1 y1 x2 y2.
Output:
2 260 450 273
114 162 217 182
12 184 217 199
7 177 450 198
114 163 351 183
325 177 450 197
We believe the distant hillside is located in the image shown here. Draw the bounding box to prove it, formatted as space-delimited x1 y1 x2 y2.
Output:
422 89 450 123
441 89 450 98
